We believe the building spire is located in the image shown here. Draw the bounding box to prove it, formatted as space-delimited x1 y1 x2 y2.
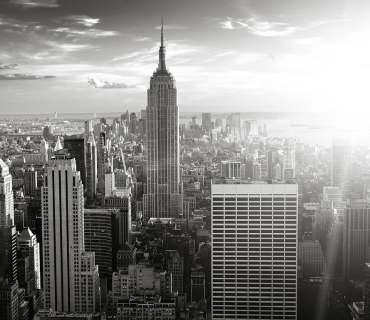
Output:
157 17 167 73
161 16 164 47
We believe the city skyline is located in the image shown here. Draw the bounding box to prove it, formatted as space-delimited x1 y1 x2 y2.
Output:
0 0 369 114
2 2 370 318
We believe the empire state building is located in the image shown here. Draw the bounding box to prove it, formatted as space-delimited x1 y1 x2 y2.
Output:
143 22 182 218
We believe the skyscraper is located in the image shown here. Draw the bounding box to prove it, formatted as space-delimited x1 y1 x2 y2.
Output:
18 227 41 291
24 165 38 197
97 132 107 200
211 180 298 319
41 160 100 312
84 209 120 286
0 226 17 282
298 233 325 278
143 21 182 218
312 201 336 254
343 200 370 281
86 133 97 204
283 138 295 179
202 113 212 131
63 138 86 187
331 140 352 200
0 159 14 227
267 147 281 180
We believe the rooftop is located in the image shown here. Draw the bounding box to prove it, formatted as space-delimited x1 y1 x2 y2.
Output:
212 179 297 185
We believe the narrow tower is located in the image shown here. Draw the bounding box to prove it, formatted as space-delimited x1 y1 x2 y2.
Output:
143 20 182 218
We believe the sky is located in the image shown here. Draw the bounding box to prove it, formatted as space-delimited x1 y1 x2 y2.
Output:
0 0 369 114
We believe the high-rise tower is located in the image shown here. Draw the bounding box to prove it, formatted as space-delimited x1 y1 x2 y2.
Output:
0 159 14 227
211 180 298 319
143 20 182 218
331 140 352 200
86 133 98 204
42 160 100 312
343 200 370 281
283 137 295 179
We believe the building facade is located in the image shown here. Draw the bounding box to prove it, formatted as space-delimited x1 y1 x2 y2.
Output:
17 227 41 291
0 159 14 228
85 133 97 204
211 180 298 319
41 161 100 312
283 138 295 179
343 201 370 281
331 140 352 200
201 113 212 132
84 209 120 286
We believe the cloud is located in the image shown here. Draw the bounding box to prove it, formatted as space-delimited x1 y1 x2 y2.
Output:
0 73 56 80
219 16 300 37
220 20 234 29
135 37 151 42
52 27 121 38
296 37 323 45
154 24 188 30
10 0 58 8
0 64 18 69
307 19 349 29
54 16 100 27
88 77 135 89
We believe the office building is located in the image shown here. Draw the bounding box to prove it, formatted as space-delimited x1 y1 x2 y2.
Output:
211 180 298 319
0 280 20 320
0 226 17 282
1 159 14 228
298 233 325 278
343 201 370 281
202 113 212 131
24 166 38 197
43 126 53 141
112 265 173 303
283 138 295 179
104 189 132 246
365 263 370 320
267 147 281 180
84 120 93 137
116 242 136 273
85 133 98 204
17 227 41 291
166 250 183 294
243 120 258 137
143 23 182 218
97 132 107 199
84 209 120 286
228 113 241 128
191 266 205 303
331 140 352 200
63 138 86 186
116 296 176 320
323 187 345 215
130 112 137 135
221 161 241 180
312 201 336 254
41 161 100 312
137 118 146 135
